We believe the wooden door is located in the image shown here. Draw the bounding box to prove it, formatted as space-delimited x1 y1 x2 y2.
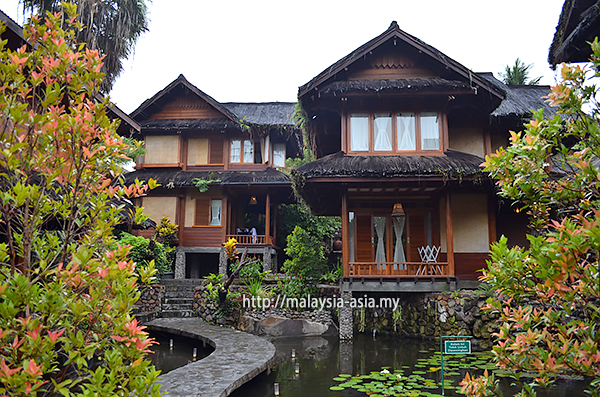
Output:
407 213 427 262
355 215 373 262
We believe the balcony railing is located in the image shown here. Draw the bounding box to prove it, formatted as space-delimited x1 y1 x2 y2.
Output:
226 234 271 245
349 262 449 277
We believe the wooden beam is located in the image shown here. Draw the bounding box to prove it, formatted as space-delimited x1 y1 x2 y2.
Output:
341 190 349 276
265 193 271 242
445 193 455 277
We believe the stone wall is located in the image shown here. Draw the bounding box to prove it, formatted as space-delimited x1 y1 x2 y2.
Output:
354 291 498 350
137 284 163 312
193 284 242 326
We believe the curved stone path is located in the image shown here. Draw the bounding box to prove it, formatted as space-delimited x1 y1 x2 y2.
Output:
146 317 276 397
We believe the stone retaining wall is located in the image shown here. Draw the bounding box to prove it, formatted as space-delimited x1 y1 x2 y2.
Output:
354 291 498 350
137 285 163 312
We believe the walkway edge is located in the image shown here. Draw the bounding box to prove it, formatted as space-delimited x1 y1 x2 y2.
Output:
147 318 276 397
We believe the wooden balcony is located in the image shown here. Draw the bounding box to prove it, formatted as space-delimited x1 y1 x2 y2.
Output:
349 262 450 277
226 234 272 245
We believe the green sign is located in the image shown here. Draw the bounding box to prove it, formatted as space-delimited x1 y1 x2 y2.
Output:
444 340 471 354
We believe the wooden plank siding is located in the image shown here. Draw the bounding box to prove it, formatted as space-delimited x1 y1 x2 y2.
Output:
181 227 222 247
149 94 223 120
454 253 489 281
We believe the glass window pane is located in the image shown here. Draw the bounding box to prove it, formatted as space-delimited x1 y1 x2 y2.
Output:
420 112 439 150
350 114 369 151
374 113 392 151
230 139 241 162
243 140 253 163
273 143 285 167
397 113 416 151
210 199 222 226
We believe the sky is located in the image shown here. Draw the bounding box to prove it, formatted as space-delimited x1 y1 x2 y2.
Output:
3 0 566 114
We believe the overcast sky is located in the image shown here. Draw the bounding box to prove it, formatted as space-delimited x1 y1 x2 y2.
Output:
3 0 566 113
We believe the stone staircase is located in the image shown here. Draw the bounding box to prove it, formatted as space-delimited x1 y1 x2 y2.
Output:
160 279 201 318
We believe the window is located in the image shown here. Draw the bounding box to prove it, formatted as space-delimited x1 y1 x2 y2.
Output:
230 139 241 163
230 139 255 163
374 114 392 151
348 111 443 154
272 143 286 167
194 198 222 226
210 199 222 226
350 114 369 151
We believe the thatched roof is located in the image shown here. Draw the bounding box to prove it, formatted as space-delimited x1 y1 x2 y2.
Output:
478 73 557 119
223 103 296 126
139 118 236 131
317 78 475 96
549 0 600 66
123 167 291 188
298 21 503 102
294 150 484 180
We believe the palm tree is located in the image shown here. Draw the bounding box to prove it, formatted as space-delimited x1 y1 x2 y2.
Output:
499 58 543 85
20 0 149 93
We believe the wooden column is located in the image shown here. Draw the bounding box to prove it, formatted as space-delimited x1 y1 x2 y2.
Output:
177 190 185 244
341 191 349 277
272 202 278 246
221 189 228 243
265 193 271 242
445 192 455 277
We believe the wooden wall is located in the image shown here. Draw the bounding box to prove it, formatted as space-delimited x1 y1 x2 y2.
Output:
149 93 223 120
181 227 222 247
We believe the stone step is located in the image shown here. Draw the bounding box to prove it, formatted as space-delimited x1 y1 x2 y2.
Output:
163 297 194 304
160 310 196 318
163 291 196 299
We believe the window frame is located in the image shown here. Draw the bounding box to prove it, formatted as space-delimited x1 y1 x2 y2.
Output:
230 138 255 164
346 111 445 155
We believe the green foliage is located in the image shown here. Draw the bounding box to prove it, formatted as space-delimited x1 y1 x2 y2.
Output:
320 262 341 284
276 273 310 302
155 216 178 244
462 39 600 397
0 10 160 395
277 203 340 250
193 172 221 193
113 232 172 279
499 57 542 85
283 226 327 284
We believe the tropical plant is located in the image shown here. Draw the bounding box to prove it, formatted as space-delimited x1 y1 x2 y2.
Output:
193 172 221 193
0 8 160 395
20 0 150 92
461 40 600 396
499 57 542 85
282 225 327 285
114 232 172 278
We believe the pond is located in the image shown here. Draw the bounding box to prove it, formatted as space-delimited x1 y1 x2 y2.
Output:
150 331 589 396
148 330 214 374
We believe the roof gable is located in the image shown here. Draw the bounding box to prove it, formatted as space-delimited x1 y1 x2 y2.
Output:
130 74 238 123
298 21 503 101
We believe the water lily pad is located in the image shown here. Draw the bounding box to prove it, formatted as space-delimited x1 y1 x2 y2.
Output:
329 386 344 391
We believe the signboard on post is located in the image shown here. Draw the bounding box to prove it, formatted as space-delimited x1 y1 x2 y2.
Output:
444 339 471 354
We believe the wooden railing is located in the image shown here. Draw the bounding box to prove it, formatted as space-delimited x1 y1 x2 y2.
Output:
226 234 270 245
349 262 449 277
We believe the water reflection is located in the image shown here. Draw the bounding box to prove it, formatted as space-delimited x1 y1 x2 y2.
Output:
231 333 589 397
148 331 213 374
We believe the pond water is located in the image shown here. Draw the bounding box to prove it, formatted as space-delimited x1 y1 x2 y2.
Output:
148 330 214 374
149 330 589 396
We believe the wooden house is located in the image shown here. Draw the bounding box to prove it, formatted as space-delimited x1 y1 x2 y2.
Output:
549 0 600 66
123 75 301 278
294 21 556 293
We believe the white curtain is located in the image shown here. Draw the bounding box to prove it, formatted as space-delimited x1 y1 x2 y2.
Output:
210 199 222 226
230 139 241 162
397 113 416 150
374 217 386 270
273 143 285 167
350 114 369 151
243 140 253 163
393 216 406 270
374 114 392 151
420 112 439 150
